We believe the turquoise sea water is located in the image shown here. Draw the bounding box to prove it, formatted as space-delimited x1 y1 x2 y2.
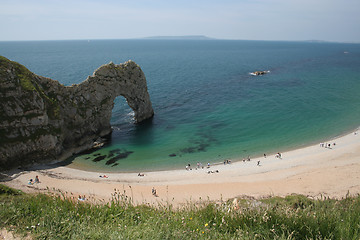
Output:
1 40 360 172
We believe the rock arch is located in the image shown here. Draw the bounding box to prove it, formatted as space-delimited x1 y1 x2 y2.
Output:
87 61 154 123
70 60 154 138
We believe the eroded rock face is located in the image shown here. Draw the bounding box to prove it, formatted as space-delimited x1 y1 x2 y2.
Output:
0 56 154 170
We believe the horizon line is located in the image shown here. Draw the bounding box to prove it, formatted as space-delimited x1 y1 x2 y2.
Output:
0 36 359 44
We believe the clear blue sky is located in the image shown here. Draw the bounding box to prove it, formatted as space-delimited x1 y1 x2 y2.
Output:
1 0 359 42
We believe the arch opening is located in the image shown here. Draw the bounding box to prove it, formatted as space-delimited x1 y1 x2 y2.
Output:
111 96 135 128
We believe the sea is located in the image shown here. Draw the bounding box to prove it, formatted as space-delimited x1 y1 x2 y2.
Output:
1 40 360 172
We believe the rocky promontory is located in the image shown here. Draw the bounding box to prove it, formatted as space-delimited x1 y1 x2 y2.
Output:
0 56 154 170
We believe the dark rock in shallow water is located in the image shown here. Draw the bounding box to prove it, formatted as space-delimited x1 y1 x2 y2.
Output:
111 163 119 167
93 155 106 162
105 151 134 165
107 149 122 159
0 56 154 170
169 153 177 157
106 157 119 165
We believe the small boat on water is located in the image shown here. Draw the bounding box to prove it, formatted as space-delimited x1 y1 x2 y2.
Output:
250 70 270 76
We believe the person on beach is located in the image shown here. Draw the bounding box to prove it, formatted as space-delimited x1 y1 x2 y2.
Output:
152 187 157 196
264 153 267 158
28 179 34 185
34 176 40 183
78 195 86 201
257 160 260 166
207 162 210 168
138 173 144 177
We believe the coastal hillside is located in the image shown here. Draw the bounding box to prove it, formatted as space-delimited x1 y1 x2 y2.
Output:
0 56 153 170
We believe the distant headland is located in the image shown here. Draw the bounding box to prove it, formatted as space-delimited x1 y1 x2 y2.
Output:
143 35 215 40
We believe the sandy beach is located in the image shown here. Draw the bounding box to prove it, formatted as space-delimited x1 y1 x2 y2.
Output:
2 129 360 206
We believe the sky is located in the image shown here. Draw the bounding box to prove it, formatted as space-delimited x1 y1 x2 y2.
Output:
0 0 359 42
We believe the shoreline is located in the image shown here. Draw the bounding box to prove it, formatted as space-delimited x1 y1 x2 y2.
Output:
2 128 360 206
66 125 360 174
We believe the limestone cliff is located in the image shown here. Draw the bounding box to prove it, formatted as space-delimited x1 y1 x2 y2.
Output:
0 56 154 170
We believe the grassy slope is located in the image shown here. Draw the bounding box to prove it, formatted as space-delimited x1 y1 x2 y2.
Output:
0 184 359 239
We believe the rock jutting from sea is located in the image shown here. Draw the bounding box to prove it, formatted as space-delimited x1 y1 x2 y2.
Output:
0 56 154 170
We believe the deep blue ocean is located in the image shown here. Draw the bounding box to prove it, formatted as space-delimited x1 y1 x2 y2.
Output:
1 40 360 172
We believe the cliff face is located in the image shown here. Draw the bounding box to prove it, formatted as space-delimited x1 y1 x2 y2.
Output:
0 56 154 170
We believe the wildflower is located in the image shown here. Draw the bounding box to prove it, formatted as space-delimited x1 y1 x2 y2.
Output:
205 223 208 227
262 212 270 222
202 231 205 234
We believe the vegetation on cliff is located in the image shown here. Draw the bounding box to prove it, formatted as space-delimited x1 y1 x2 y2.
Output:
1 184 359 239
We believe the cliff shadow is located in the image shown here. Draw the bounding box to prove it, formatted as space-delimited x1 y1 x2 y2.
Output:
131 116 155 145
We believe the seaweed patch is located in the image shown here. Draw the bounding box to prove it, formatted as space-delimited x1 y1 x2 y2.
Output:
110 149 122 154
180 143 210 154
179 131 217 155
180 139 211 154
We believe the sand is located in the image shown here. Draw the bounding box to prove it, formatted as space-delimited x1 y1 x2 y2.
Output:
2 130 360 206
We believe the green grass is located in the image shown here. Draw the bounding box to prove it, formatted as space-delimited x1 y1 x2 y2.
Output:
0 184 360 239
0 56 36 91
0 56 61 120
